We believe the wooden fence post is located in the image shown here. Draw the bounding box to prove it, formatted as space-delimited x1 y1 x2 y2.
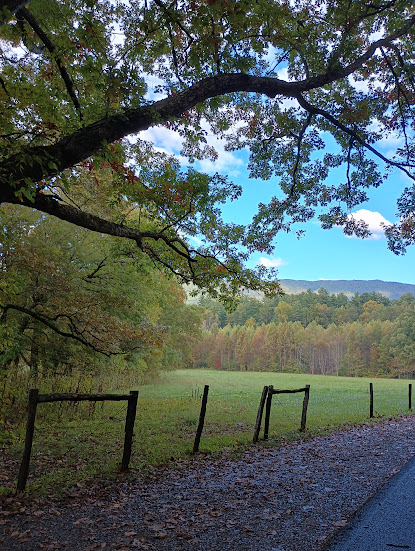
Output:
121 391 139 471
253 386 269 443
263 385 273 441
370 382 374 418
17 389 39 493
300 385 310 432
193 385 209 453
409 384 412 410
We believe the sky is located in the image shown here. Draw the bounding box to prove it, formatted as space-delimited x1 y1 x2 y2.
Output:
140 111 415 287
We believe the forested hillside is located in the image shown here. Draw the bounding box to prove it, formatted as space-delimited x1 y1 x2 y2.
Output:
192 291 415 378
278 280 415 300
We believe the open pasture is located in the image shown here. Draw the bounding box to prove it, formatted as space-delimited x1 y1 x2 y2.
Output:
136 370 414 451
2 370 414 496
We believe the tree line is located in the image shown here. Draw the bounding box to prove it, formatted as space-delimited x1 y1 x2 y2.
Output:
192 292 415 378
0 177 202 387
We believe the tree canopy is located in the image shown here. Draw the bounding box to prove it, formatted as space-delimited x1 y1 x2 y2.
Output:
0 170 202 375
1 0 415 299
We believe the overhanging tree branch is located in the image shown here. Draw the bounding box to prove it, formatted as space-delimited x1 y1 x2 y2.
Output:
1 12 414 192
1 303 113 355
295 94 415 182
0 8 414 274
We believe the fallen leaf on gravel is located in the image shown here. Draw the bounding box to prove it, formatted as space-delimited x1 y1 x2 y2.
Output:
73 518 92 525
333 520 348 527
149 523 165 531
107 503 122 510
176 532 192 539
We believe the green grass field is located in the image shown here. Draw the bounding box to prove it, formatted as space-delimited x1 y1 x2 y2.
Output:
3 369 414 496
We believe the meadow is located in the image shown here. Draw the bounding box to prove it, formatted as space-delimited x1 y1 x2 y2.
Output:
2 369 414 497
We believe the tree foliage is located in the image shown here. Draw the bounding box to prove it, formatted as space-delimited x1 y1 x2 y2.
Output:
194 292 415 378
1 0 415 298
0 180 202 377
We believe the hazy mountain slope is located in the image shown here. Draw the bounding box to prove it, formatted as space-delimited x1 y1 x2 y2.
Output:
278 279 415 299
186 280 415 302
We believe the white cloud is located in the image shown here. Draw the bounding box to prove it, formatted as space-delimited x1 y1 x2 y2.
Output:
140 119 245 177
140 126 183 155
369 29 385 42
263 44 279 65
377 132 404 153
258 257 288 268
194 119 245 177
349 72 385 94
368 120 404 154
277 67 292 82
347 209 392 240
139 126 188 166
196 147 244 177
144 75 167 102
349 74 371 94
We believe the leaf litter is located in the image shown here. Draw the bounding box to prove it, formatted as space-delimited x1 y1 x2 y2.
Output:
2 416 415 550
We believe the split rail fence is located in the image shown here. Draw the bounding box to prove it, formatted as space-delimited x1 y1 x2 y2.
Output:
16 381 414 492
17 389 138 493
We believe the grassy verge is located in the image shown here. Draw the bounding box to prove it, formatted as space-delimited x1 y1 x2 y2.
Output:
1 369 414 498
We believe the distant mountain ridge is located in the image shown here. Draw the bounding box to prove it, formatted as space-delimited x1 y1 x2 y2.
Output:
277 279 415 300
186 279 415 303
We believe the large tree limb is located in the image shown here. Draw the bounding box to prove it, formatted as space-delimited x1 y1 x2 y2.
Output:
0 9 412 188
1 12 414 245
0 185 226 278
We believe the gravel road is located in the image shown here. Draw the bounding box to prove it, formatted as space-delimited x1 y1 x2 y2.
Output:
2 416 415 551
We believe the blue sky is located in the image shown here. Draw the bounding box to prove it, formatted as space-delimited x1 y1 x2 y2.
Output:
223 172 415 284
141 121 415 286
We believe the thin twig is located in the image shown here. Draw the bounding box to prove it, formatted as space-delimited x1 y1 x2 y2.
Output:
17 7 83 120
